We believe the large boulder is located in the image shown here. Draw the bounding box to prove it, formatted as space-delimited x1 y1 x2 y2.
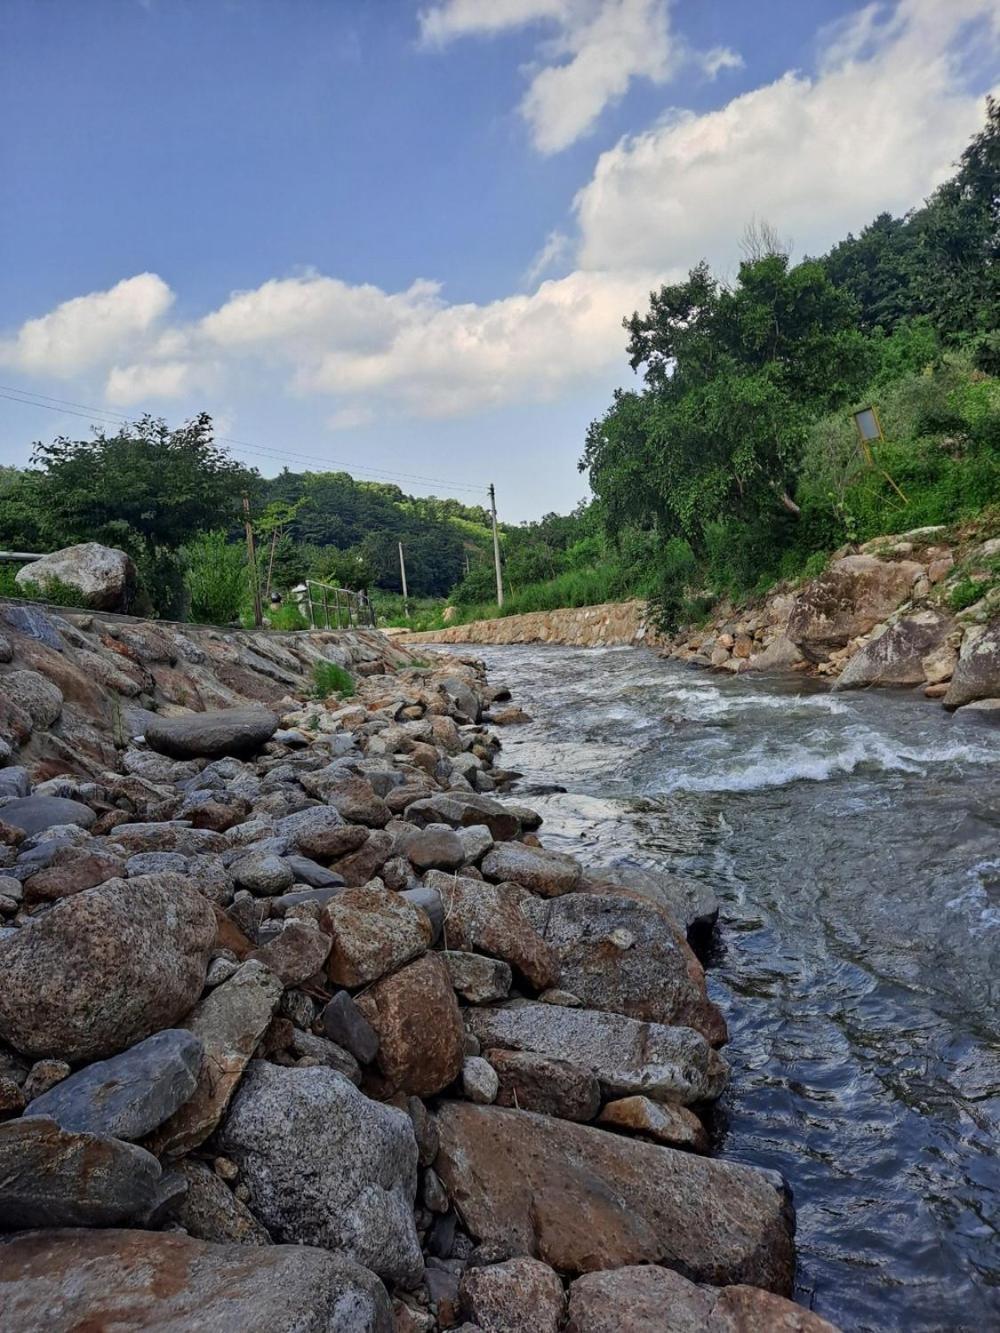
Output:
786 555 922 660
582 865 719 938
0 1118 161 1229
0 873 215 1062
424 869 559 991
435 1103 794 1291
218 1061 423 1287
355 953 464 1097
944 619 1000 709
144 707 280 759
466 1001 727 1105
147 959 283 1159
526 892 726 1043
0 671 64 729
0 1229 392 1332
835 609 956 690
14 543 136 611
24 1028 203 1140
565 1265 838 1332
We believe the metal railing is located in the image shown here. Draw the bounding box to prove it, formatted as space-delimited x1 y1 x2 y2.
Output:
298 580 376 630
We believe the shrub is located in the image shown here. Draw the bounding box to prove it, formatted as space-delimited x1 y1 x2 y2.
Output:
186 531 247 624
267 601 309 632
313 661 355 699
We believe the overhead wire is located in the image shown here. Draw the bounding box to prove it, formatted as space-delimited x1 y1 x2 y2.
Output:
0 383 488 498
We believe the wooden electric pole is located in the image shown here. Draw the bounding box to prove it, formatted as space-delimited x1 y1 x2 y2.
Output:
243 494 263 628
398 541 410 619
489 483 504 608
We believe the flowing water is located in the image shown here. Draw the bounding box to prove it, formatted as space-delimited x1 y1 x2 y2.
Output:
452 643 1000 1332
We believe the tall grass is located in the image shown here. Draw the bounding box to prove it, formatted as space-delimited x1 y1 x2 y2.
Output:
185 531 247 624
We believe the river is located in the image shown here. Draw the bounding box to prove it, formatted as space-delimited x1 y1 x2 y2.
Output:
451 643 1000 1332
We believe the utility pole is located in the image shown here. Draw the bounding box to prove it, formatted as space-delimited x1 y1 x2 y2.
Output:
398 541 410 619
489 483 504 608
243 494 263 628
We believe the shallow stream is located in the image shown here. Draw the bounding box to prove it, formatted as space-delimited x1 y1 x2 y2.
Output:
455 644 1000 1332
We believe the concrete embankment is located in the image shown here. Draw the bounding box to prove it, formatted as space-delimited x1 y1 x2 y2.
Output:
396 599 664 650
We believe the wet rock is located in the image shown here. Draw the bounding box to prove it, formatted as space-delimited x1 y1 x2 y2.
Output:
232 850 295 896
944 619 1000 710
836 609 955 689
356 953 464 1098
435 1103 794 1290
0 795 96 838
323 882 432 987
461 1056 499 1104
786 555 922 659
526 892 726 1043
147 959 283 1159
144 706 280 759
1 670 64 728
466 1001 727 1105
23 846 124 903
321 989 380 1064
0 1118 161 1228
582 865 719 938
0 873 215 1062
488 1049 601 1122
597 1094 708 1152
565 1265 838 1332
24 1028 203 1140
219 1060 423 1287
481 842 581 897
459 1257 565 1333
14 542 136 610
0 1229 392 1332
169 1158 272 1245
425 870 559 991
442 950 512 1004
248 919 331 984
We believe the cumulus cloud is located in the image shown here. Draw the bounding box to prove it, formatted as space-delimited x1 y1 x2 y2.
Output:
0 273 173 376
420 0 681 152
574 0 1000 272
105 359 206 406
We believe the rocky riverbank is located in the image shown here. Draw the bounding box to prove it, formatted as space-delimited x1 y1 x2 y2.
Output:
402 526 1000 712
0 599 836 1331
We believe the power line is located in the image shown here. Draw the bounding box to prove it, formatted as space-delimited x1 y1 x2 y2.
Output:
0 383 488 498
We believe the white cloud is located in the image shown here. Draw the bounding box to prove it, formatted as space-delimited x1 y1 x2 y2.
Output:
700 46 743 80
420 0 680 152
105 359 205 406
574 0 1000 272
523 228 572 283
0 273 173 376
327 405 376 431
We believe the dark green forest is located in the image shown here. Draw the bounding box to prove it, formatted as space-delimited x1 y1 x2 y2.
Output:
1 101 997 629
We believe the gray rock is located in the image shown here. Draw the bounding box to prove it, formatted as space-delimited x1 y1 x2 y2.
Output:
0 631 12 664
288 1030 362 1084
0 1117 161 1228
466 1001 728 1105
232 850 294 896
459 1257 565 1333
945 619 1000 709
404 827 465 872
169 1159 272 1246
457 823 493 863
1 604 65 651
0 873 215 1063
24 1029 204 1140
125 851 189 876
14 542 136 611
283 855 345 888
587 864 720 937
836 609 955 689
145 707 280 759
0 795 95 838
424 871 559 991
440 676 481 722
0 671 64 728
481 842 581 897
462 1057 499 1104
0 767 31 800
441 951 512 1004
321 990 380 1064
0 1229 392 1332
398 886 444 941
407 793 520 842
219 1061 423 1287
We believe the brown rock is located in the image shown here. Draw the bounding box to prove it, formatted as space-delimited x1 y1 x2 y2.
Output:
248 921 332 985
404 827 465 872
169 1158 271 1245
332 829 394 885
459 1257 565 1332
425 870 559 991
323 882 432 987
787 555 922 660
0 873 215 1063
442 950 512 1004
481 842 581 897
489 1049 600 1122
835 609 955 690
565 1266 839 1332
435 1103 794 1291
23 847 125 904
356 953 464 1097
597 1094 708 1152
146 959 283 1159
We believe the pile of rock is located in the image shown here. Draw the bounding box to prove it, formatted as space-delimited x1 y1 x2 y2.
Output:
666 529 1000 712
0 639 835 1331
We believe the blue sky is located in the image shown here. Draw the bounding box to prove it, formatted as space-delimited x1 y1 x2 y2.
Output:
1 0 997 520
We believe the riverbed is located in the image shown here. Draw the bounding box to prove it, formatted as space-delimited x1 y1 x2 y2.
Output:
452 643 1000 1332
